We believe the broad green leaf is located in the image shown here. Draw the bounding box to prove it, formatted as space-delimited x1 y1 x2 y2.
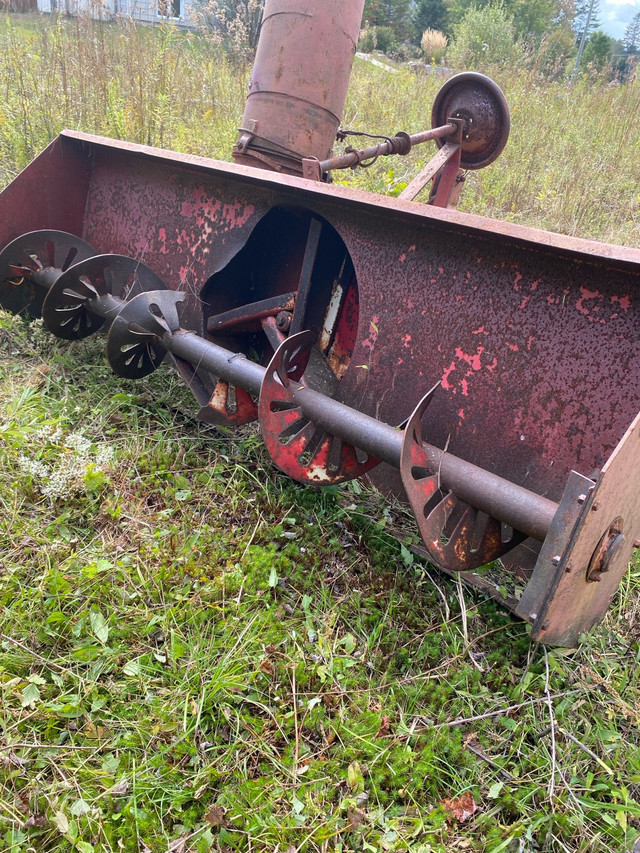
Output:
400 543 414 567
488 781 504 799
69 798 91 817
54 810 68 834
90 610 109 645
123 659 140 677
347 761 364 794
340 633 356 654
20 682 40 708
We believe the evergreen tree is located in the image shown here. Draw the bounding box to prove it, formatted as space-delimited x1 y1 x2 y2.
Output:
363 0 414 41
414 0 449 37
623 12 640 54
573 0 600 45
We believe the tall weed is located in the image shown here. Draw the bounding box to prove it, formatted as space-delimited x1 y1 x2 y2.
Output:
0 15 638 247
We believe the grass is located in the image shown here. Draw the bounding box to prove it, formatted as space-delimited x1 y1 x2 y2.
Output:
0 15 639 246
1 13 640 853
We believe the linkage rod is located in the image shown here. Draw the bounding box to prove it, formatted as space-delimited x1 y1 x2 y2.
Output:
318 123 456 173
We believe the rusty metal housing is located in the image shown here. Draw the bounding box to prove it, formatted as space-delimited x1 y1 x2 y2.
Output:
1 2 640 647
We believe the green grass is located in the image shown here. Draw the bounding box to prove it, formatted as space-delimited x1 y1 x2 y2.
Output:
2 313 640 852
1 13 640 853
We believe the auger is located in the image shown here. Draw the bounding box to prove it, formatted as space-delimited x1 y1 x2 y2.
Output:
2 0 640 646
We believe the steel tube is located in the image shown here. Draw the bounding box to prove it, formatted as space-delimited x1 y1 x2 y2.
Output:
319 124 456 173
159 327 558 541
24 269 560 540
162 329 267 397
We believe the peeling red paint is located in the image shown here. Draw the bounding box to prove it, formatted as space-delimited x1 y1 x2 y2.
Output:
576 287 604 321
612 294 631 310
361 315 380 352
455 346 484 371
442 360 457 390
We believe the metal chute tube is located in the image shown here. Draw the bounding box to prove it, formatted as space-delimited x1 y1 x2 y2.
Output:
233 0 366 173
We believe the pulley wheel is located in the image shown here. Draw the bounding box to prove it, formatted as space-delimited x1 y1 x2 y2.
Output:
0 230 96 317
42 254 166 340
431 72 510 170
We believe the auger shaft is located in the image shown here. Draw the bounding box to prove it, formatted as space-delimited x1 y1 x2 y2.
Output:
17 259 560 543
156 326 558 543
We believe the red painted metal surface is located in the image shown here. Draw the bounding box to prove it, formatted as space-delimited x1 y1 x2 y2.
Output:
232 0 366 175
259 331 379 485
5 131 640 510
3 130 640 643
526 411 640 646
400 386 527 570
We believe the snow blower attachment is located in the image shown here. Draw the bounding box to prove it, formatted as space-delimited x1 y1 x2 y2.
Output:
2 0 640 647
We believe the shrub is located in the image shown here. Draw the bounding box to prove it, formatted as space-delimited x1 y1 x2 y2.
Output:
358 25 395 55
447 2 524 70
421 28 448 63
387 41 422 61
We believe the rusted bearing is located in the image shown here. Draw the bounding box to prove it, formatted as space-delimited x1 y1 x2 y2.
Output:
431 72 510 170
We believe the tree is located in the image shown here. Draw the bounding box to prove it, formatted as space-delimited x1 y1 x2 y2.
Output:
573 0 600 45
582 29 614 72
623 12 640 54
363 0 414 41
414 0 449 38
512 0 558 43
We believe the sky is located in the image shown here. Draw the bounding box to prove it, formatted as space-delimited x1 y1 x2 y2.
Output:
601 0 640 41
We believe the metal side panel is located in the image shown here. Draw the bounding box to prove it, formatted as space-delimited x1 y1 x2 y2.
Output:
2 130 640 525
0 135 92 246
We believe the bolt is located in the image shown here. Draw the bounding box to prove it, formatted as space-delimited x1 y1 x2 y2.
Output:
565 563 573 574
592 501 600 512
541 621 550 630
529 612 538 621
552 555 561 566
577 493 587 504
276 311 292 332
634 540 640 549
